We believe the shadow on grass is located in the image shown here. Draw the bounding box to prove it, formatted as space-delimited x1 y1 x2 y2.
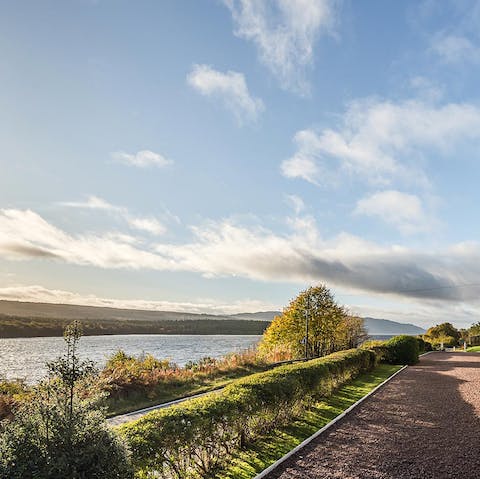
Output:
219 364 401 479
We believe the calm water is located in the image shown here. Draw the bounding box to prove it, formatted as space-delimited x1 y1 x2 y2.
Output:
0 334 261 383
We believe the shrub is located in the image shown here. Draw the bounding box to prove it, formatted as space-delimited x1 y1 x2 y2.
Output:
415 337 426 353
119 348 376 479
0 321 133 479
422 338 433 352
361 340 389 363
0 392 133 479
0 379 29 421
384 335 419 365
429 335 457 348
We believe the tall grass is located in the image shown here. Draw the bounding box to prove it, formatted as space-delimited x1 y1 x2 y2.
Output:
99 348 270 414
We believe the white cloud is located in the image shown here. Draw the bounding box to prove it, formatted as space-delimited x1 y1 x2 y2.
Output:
282 98 480 187
409 76 444 102
431 33 480 64
187 64 264 123
354 190 434 235
281 151 321 185
127 217 165 235
111 150 173 168
224 0 336 94
0 284 277 315
0 209 170 269
60 195 166 236
4 208 480 306
285 194 305 214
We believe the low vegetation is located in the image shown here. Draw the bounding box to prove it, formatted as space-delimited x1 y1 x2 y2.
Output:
220 364 401 479
362 335 421 365
119 348 376 479
467 345 480 352
5 283 471 478
0 322 132 479
101 348 269 416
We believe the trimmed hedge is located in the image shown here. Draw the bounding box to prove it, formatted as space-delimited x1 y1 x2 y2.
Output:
415 337 432 353
384 335 419 365
119 349 376 479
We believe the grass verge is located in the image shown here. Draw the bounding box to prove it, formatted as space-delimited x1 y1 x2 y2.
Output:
107 365 272 417
218 363 402 479
106 371 261 417
467 346 480 352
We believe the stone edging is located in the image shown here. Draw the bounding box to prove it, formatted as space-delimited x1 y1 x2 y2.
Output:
252 363 409 479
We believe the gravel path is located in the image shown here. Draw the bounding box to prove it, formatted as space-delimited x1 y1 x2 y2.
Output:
266 352 480 479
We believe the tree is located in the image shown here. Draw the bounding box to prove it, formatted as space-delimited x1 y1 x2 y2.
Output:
0 321 133 479
259 285 363 359
335 315 368 350
424 322 460 347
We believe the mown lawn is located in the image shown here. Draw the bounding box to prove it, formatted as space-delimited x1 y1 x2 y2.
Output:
467 345 480 352
218 364 402 479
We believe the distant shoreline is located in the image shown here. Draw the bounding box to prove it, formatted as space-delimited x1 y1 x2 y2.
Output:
0 315 271 339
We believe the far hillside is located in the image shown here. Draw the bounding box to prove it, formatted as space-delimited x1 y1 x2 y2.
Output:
364 317 425 336
0 300 424 338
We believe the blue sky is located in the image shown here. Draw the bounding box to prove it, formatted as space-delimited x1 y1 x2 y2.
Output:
2 0 480 327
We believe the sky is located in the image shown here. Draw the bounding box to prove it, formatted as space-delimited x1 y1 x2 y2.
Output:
2 0 480 328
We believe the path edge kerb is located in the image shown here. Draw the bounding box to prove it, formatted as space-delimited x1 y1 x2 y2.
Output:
252 363 410 479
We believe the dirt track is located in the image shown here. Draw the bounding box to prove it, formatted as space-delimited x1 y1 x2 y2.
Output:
266 352 480 479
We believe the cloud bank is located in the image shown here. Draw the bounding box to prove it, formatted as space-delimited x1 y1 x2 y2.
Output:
61 196 166 235
0 284 277 315
2 208 480 304
282 98 480 187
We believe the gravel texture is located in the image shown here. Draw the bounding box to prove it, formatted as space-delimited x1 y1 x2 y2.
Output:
265 352 480 479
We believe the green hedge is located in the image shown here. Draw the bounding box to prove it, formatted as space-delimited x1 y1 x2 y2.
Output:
384 335 419 365
415 337 432 353
119 348 376 479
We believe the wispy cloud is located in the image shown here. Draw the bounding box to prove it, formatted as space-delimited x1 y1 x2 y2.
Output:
187 64 264 123
224 0 336 94
111 150 173 168
431 33 480 64
285 194 305 214
0 284 277 315
60 195 166 235
281 98 480 187
354 190 436 235
4 208 480 304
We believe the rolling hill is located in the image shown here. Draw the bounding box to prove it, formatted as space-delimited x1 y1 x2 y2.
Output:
0 300 424 338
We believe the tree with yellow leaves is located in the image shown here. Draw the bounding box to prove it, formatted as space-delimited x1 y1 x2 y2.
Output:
259 285 366 360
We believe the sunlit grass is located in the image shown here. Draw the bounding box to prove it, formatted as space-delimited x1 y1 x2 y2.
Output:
467 345 480 352
218 364 401 479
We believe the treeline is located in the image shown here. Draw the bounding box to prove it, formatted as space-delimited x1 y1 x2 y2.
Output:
0 314 270 338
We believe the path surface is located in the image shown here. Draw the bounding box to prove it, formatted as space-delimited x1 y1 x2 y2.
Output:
107 390 216 426
266 352 480 479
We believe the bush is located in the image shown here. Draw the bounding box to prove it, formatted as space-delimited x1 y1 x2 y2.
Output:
0 379 29 421
361 340 389 363
0 321 133 479
429 335 457 348
0 394 133 479
415 337 426 353
384 335 419 365
415 337 432 352
119 348 376 479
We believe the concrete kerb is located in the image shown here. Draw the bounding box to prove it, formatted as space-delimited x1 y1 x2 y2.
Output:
252 363 409 479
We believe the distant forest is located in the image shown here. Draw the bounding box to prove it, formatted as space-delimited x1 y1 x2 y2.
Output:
0 314 270 338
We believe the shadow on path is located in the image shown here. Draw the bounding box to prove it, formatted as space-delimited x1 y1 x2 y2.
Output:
267 353 480 479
